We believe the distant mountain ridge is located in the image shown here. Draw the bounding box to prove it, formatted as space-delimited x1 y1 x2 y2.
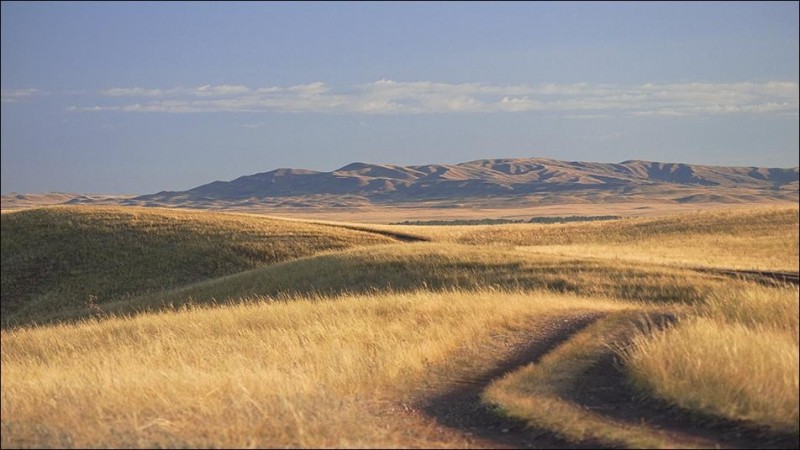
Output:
133 157 799 205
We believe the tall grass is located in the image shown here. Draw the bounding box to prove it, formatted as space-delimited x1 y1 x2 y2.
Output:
3 204 798 446
483 285 800 445
624 285 799 433
1 290 630 448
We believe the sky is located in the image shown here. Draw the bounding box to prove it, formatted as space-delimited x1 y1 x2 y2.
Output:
1 1 798 195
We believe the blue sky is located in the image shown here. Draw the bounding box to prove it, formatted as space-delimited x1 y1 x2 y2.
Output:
1 1 798 195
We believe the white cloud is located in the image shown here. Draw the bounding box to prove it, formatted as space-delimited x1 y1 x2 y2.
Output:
236 122 265 129
100 87 165 97
563 114 613 120
576 132 623 141
101 84 253 98
195 84 250 96
70 80 799 117
1 88 44 103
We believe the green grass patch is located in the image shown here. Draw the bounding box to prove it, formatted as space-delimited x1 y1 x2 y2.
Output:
1 206 394 327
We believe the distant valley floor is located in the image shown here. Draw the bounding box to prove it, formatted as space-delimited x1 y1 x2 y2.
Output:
1 192 797 224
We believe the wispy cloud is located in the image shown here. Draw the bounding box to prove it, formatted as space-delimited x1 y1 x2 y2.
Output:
100 87 166 97
576 132 623 141
69 80 799 117
1 88 44 103
235 122 266 129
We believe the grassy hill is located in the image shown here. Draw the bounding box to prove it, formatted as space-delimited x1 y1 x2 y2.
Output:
0 206 395 326
4 206 796 327
17 241 747 326
137 244 726 306
1 204 797 448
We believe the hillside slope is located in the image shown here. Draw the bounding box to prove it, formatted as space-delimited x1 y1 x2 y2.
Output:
0 206 395 326
39 242 740 326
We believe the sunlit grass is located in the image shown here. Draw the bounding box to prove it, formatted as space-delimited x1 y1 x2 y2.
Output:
517 232 798 272
381 206 799 271
624 286 800 433
1 290 631 448
2 204 798 447
484 285 800 445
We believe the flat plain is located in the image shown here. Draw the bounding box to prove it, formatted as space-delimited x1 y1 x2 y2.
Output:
1 203 798 448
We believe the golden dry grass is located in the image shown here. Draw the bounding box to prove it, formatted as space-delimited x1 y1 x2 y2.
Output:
326 206 798 271
472 207 800 444
484 284 799 445
624 286 799 433
2 204 798 448
512 207 798 271
1 290 631 448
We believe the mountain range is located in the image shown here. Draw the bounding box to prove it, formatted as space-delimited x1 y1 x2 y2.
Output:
3 157 797 211
127 157 798 207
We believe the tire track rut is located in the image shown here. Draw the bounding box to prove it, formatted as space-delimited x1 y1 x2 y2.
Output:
417 312 799 449
691 267 799 287
419 313 606 449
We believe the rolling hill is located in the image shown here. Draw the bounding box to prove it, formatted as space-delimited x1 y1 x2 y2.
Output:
0 206 395 326
2 203 797 448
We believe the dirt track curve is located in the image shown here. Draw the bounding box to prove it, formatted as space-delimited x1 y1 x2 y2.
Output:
415 313 799 449
693 268 800 287
356 228 800 447
331 224 432 243
421 313 604 449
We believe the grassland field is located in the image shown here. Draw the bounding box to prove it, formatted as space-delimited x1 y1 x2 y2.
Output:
1 204 798 448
